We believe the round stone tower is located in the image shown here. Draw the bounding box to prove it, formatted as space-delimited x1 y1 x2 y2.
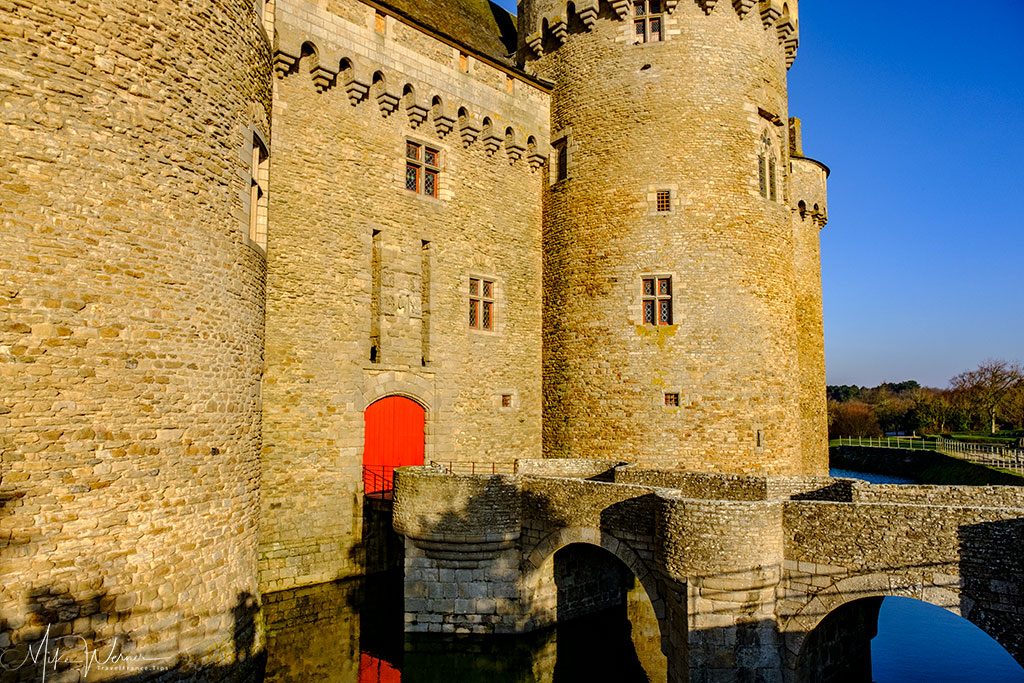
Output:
0 0 272 676
521 0 826 474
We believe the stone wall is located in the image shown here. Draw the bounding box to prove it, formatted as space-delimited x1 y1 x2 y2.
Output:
0 0 271 677
788 121 829 475
258 0 549 592
780 499 1024 669
522 0 818 474
395 462 1024 680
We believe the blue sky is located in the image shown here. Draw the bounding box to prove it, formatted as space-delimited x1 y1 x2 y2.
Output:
494 0 1023 388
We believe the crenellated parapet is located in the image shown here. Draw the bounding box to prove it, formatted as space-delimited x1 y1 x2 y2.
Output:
522 0 799 68
273 31 549 171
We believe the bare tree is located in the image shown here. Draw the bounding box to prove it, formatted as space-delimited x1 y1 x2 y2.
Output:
949 359 1024 435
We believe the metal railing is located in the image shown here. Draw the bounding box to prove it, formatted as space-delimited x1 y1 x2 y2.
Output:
430 460 516 476
833 436 1024 475
363 465 398 497
363 461 518 497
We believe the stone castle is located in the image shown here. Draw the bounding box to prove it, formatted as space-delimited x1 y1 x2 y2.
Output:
1 0 837 677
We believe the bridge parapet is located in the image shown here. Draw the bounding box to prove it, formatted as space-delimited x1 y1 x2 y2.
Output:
392 460 1024 679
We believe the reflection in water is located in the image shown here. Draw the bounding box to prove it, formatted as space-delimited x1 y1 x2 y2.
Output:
830 468 1024 682
265 471 1023 682
264 571 658 683
873 597 1024 682
828 467 916 485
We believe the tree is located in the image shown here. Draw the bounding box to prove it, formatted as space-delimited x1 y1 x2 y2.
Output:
1003 383 1024 431
949 359 1024 435
828 400 882 438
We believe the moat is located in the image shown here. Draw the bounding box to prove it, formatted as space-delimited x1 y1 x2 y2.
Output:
261 469 1024 683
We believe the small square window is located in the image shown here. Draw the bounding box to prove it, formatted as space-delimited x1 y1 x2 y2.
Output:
501 394 512 408
664 393 680 407
656 189 671 212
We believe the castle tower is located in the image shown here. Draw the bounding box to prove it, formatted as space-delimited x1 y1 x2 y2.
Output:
521 0 828 474
0 0 272 674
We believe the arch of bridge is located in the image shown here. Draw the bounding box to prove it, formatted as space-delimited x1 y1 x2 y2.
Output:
522 525 667 623
777 568 1023 669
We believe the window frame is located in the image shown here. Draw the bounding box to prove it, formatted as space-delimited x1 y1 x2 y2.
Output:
655 189 671 213
633 0 663 44
641 275 673 326
758 131 778 201
247 132 269 252
469 276 496 331
405 140 441 199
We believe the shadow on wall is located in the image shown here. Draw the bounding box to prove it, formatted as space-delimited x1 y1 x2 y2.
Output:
959 517 1024 667
0 587 265 683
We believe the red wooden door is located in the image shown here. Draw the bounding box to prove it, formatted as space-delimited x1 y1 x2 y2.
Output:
363 396 425 494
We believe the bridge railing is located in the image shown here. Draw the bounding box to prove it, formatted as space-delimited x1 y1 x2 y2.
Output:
429 460 516 476
363 465 398 498
833 436 1024 475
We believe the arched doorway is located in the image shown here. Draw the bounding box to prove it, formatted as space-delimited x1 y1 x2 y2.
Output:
363 395 425 496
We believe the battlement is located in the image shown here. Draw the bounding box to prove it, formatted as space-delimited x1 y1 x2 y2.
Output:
521 0 798 68
273 0 550 170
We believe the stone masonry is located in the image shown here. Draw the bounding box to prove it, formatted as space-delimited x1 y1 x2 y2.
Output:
3 0 837 675
1 0 270 678
394 461 1024 683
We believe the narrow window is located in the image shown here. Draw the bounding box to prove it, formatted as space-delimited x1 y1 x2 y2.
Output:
759 131 776 200
664 392 680 407
656 189 671 213
421 240 431 366
633 0 663 44
370 229 382 363
459 52 469 73
375 10 386 33
405 141 441 198
469 277 495 331
758 152 767 198
248 134 269 250
756 429 764 448
642 276 672 325
553 138 568 182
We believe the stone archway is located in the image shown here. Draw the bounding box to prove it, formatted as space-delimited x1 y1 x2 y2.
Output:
781 572 1022 678
362 395 426 495
521 526 668 681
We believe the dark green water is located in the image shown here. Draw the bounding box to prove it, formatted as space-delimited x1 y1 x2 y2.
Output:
263 571 658 683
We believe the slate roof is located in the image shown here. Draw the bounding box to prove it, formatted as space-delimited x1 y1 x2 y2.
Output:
377 0 518 65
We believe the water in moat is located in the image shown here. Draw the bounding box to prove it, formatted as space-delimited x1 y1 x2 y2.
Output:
262 470 1023 682
831 467 1023 682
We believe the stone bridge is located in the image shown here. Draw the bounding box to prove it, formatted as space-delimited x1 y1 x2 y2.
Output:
392 459 1024 683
